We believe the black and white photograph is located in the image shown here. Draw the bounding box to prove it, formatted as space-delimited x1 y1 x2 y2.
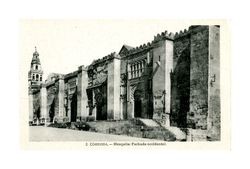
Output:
20 20 224 143
3 0 250 169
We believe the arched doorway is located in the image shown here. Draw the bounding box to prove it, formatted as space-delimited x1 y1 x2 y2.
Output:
70 92 77 122
49 100 55 122
96 92 106 120
134 90 142 118
95 84 107 120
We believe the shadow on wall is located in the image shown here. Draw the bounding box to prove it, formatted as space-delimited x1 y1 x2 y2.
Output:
171 47 190 128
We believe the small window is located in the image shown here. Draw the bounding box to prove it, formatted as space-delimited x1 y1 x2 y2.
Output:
159 55 161 61
36 65 38 70
32 75 35 80
40 76 42 81
36 74 39 81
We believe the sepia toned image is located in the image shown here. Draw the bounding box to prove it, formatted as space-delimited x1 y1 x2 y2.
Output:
20 20 229 147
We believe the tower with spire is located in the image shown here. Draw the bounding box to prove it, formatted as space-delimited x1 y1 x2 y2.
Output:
28 46 43 92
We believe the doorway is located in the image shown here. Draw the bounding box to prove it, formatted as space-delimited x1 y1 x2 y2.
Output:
35 107 41 121
70 93 77 122
49 99 55 122
134 90 142 118
95 84 107 120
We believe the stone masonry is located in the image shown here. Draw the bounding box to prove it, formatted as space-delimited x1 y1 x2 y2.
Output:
28 25 220 141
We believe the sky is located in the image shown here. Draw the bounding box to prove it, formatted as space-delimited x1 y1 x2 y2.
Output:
20 20 191 81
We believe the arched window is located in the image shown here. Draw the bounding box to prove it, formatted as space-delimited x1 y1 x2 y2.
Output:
35 65 38 70
138 63 140 73
32 74 35 80
139 62 142 75
36 74 39 81
40 76 42 81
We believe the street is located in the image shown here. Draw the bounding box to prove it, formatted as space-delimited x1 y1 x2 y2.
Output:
29 126 157 141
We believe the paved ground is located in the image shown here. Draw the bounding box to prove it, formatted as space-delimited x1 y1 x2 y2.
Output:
29 126 157 142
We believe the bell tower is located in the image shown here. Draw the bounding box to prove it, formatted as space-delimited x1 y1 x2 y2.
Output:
28 46 43 92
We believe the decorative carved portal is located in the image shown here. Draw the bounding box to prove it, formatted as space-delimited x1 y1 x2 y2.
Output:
95 82 107 120
86 81 107 120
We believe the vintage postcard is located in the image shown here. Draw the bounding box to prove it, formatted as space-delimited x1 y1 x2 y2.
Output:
19 20 230 149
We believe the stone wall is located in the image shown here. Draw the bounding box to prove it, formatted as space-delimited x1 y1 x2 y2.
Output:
58 76 65 120
29 25 220 140
188 26 209 129
53 82 60 121
46 84 56 122
120 56 128 119
40 85 47 121
152 39 173 125
170 26 220 140
152 40 166 121
207 26 220 140
120 73 127 119
77 66 89 121
107 57 121 120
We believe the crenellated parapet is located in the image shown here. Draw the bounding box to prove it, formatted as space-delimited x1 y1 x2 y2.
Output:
90 52 119 67
174 26 211 40
174 28 189 39
126 30 175 56
127 42 152 55
152 30 175 42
